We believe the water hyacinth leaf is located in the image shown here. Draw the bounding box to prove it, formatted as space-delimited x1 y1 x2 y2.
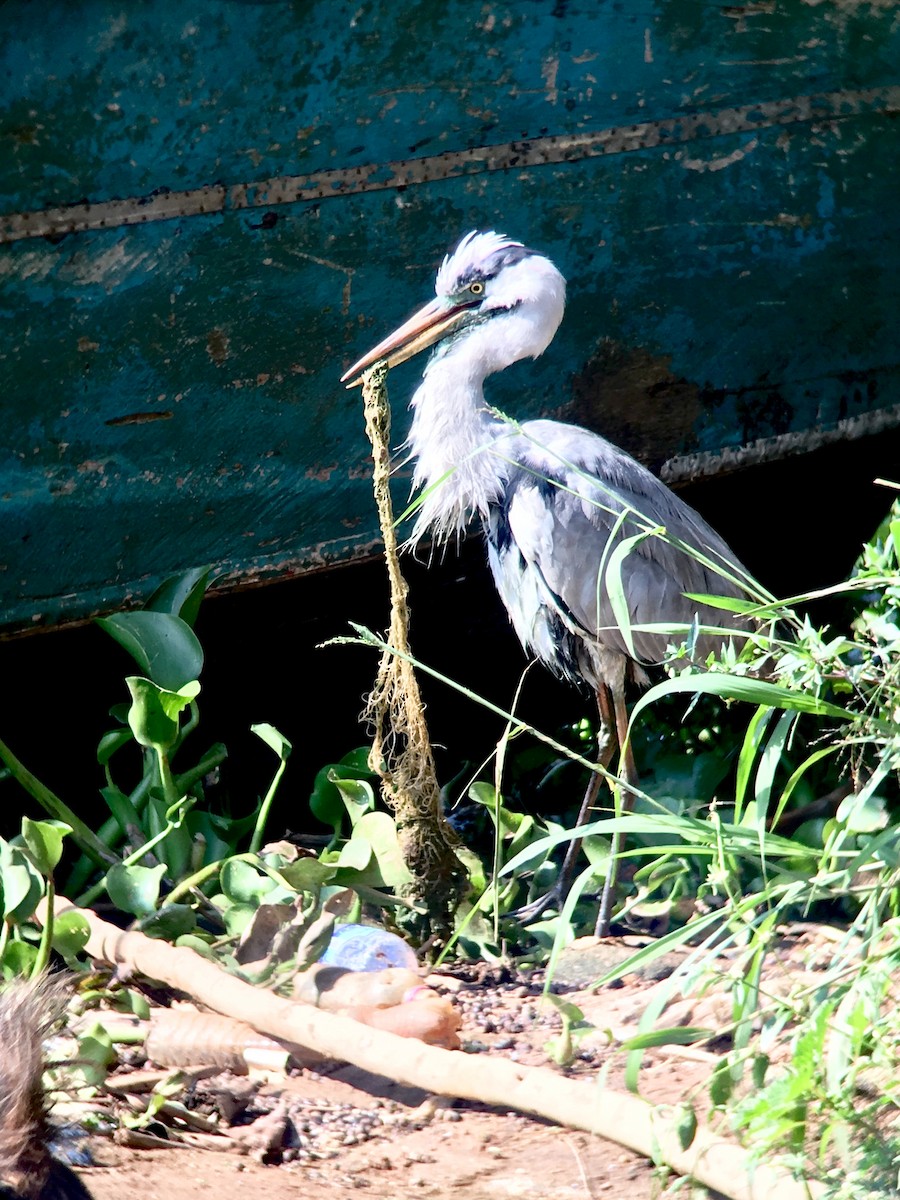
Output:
673 1103 698 1151
135 904 198 940
0 840 44 921
100 785 144 839
333 777 376 828
309 756 375 832
251 723 293 761
51 909 91 962
96 728 132 766
0 940 38 979
220 857 278 905
21 817 69 877
125 677 200 751
295 909 339 969
105 862 166 917
277 857 337 893
75 1023 117 1086
347 811 414 888
97 610 203 691
144 567 211 627
175 934 216 958
334 837 373 873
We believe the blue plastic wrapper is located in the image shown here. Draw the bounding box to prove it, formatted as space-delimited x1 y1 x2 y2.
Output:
321 923 418 972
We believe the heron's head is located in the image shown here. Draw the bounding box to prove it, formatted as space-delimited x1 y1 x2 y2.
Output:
341 230 566 386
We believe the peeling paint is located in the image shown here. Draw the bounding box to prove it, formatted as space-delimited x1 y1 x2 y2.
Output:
2 86 897 244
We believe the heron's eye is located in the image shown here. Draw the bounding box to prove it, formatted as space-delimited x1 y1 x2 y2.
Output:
468 281 484 295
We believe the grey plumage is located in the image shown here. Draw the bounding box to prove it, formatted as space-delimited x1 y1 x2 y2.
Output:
342 230 749 931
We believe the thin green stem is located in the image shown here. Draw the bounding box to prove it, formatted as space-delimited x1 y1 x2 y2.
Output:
0 735 119 868
31 878 54 977
249 758 287 855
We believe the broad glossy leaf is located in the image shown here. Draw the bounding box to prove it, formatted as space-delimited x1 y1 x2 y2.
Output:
345 811 413 889
97 611 203 690
332 777 376 828
1 941 38 979
97 728 132 765
308 751 375 833
126 677 199 751
135 904 198 940
52 909 91 962
251 723 293 760
220 857 278 905
175 934 216 957
144 567 211 627
277 857 337 893
0 839 44 920
105 862 166 917
21 817 69 876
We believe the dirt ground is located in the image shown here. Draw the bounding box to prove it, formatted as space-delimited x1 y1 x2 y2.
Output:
67 935 814 1200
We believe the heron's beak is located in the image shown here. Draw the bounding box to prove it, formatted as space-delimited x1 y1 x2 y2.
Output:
340 297 477 388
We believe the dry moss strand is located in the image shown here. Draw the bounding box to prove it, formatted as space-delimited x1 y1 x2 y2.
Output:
360 364 463 934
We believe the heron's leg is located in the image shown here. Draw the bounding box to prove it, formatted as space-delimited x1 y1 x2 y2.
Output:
516 686 616 922
594 684 638 937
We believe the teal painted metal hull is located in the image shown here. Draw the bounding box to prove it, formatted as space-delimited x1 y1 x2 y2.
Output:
1 1 898 634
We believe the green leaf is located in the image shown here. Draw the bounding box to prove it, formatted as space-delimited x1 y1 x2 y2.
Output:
276 858 337 893
621 1027 713 1049
220 858 278 905
630 674 855 728
309 760 374 832
251 723 293 760
99 784 143 838
836 763 889 832
143 567 211 627
134 904 197 940
21 817 69 877
175 934 216 958
74 1022 117 1086
341 811 413 889
97 611 204 690
105 862 166 917
97 728 133 766
604 527 660 660
125 677 199 751
673 1102 698 1151
1 941 38 978
710 1060 735 1108
51 909 91 963
334 838 373 873
333 777 376 828
0 839 44 921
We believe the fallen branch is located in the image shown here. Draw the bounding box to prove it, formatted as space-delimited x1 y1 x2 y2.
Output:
40 897 822 1200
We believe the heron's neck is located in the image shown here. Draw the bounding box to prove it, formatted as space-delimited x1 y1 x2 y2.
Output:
405 352 501 545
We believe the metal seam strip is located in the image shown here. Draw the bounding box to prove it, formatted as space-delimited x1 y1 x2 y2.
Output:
660 401 900 485
1 85 898 244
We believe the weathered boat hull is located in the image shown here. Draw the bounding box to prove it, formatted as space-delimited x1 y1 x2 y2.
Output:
1 1 898 634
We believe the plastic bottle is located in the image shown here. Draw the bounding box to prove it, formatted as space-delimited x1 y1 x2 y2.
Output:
320 923 418 971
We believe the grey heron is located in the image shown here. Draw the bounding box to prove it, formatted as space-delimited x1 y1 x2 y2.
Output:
342 231 750 935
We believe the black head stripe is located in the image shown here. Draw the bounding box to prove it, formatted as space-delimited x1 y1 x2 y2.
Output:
455 244 536 292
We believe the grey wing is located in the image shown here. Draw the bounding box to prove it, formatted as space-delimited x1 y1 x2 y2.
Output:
489 420 749 666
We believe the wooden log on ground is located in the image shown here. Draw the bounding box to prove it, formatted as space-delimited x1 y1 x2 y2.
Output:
38 896 822 1200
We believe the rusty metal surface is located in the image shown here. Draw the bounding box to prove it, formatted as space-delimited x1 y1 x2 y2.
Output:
1 0 898 633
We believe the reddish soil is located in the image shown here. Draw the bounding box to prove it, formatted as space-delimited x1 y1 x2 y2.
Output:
68 934 820 1200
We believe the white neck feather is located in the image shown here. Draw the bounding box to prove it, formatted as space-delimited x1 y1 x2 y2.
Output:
402 252 566 546
405 349 501 546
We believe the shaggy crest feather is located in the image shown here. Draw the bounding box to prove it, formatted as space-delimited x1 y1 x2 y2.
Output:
434 230 524 296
